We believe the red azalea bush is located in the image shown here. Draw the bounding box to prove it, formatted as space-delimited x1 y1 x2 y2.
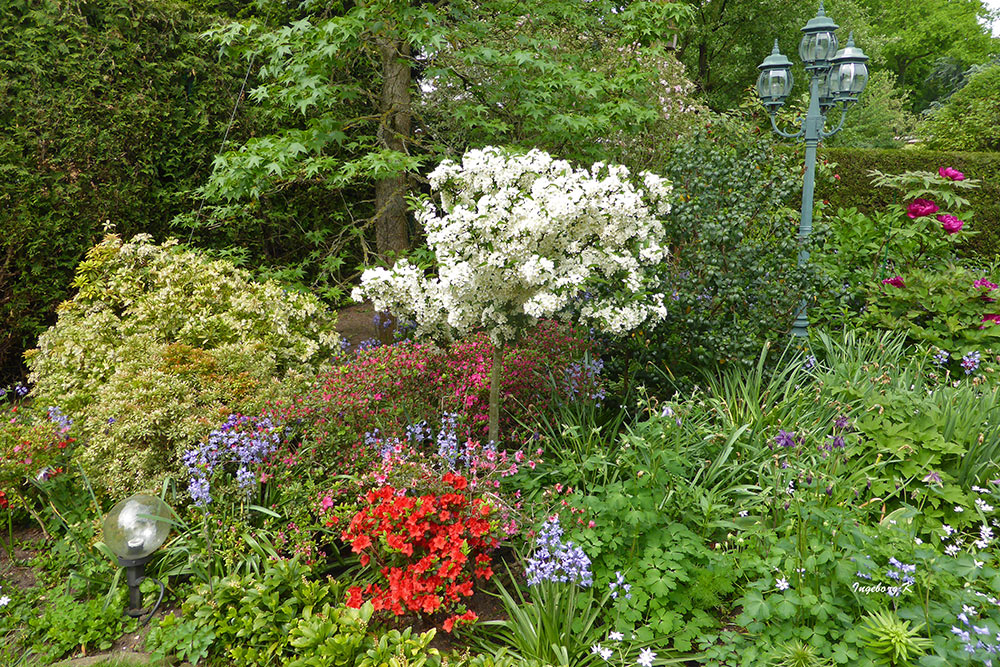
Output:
341 472 497 631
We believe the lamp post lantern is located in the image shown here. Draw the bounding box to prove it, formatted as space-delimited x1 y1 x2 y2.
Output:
756 1 868 338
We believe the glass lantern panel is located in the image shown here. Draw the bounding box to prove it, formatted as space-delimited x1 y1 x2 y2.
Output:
836 64 854 95
799 34 817 64
818 70 833 98
756 71 770 100
770 69 791 98
851 63 869 94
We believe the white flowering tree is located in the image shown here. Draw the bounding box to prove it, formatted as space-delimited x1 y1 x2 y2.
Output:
352 146 673 442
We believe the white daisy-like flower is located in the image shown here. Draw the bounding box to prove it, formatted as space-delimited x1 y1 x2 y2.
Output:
955 506 965 513
776 578 790 591
637 647 656 667
946 544 960 556
0 595 9 607
608 631 624 642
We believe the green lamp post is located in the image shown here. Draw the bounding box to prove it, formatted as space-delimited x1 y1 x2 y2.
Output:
757 1 869 338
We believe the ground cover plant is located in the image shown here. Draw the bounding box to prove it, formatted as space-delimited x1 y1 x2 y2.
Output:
3 142 1000 667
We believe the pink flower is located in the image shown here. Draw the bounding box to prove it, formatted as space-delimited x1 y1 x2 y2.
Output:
939 166 965 181
882 276 905 288
983 314 1000 325
938 214 964 234
907 199 939 218
975 278 998 290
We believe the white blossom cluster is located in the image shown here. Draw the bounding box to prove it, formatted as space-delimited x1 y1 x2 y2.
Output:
353 146 673 343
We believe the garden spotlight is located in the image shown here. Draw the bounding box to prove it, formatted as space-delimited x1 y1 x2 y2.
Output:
755 1 868 338
102 494 171 622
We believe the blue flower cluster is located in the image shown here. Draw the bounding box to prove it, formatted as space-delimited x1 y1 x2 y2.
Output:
46 406 73 433
773 430 798 449
436 413 461 468
356 338 382 352
1 383 29 400
562 357 606 404
609 570 632 600
951 600 1000 664
525 517 593 587
932 348 950 366
963 350 982 375
182 414 280 507
885 557 916 590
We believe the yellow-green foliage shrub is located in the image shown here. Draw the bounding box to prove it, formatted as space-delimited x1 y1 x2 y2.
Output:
25 234 339 495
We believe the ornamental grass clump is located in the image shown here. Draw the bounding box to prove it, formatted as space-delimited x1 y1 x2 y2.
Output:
24 234 339 495
354 146 670 442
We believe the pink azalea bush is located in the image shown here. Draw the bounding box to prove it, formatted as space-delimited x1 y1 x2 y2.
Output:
278 321 597 454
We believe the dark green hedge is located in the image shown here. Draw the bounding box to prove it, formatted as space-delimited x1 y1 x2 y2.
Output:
0 0 248 385
816 148 1000 258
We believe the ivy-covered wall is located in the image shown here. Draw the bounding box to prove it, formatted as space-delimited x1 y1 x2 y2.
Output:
0 0 247 383
817 148 1000 258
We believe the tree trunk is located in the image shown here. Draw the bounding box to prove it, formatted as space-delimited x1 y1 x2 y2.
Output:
375 36 412 260
488 340 502 445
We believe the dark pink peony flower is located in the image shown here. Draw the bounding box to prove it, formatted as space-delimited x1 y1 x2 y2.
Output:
939 166 965 181
982 314 1000 325
938 214 964 234
907 198 939 218
882 276 905 288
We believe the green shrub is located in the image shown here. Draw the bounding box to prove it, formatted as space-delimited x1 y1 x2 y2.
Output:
816 147 1000 259
25 234 339 495
147 558 445 667
604 116 821 391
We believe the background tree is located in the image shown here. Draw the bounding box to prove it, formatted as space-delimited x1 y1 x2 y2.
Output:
920 64 1000 151
200 0 695 263
859 0 998 100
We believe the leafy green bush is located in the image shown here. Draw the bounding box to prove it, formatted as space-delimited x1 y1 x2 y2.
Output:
29 588 138 662
813 167 1000 364
604 116 821 390
147 558 446 667
25 234 339 495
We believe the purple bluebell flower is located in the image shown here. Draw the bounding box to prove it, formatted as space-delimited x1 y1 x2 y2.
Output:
525 517 593 587
963 351 982 375
774 430 797 449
